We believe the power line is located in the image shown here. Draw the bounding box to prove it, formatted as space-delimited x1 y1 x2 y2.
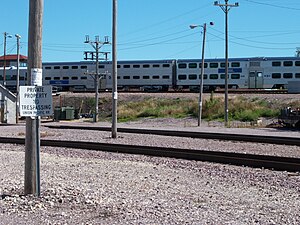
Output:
243 0 300 10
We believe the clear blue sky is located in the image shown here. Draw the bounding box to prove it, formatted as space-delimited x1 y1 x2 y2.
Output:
2 0 300 62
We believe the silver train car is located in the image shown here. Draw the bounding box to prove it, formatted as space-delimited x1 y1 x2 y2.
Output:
1 56 300 92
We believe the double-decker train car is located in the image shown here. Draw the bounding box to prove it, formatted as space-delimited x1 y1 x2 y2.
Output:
175 57 300 91
1 56 300 92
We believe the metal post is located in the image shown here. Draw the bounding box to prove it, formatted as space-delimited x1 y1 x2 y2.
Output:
94 40 99 122
214 0 239 127
3 32 11 86
112 0 118 138
25 0 43 197
198 23 206 127
16 34 21 124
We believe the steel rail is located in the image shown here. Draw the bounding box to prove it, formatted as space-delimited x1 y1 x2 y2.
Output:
0 136 299 172
44 125 300 146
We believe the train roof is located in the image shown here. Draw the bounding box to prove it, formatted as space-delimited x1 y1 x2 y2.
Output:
177 56 300 62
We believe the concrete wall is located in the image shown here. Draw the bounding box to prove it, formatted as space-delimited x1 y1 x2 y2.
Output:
0 84 17 124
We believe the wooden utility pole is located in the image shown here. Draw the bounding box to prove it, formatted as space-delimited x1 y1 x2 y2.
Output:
24 0 43 196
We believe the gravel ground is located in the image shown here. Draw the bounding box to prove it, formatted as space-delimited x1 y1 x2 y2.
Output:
1 119 300 224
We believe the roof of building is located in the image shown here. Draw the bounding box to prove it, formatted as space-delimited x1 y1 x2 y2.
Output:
0 54 27 61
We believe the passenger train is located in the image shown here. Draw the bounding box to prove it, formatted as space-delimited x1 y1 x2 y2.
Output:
1 56 300 92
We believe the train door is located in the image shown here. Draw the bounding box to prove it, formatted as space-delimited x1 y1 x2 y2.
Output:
248 71 263 88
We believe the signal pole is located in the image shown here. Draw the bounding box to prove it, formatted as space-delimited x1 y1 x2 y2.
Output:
25 0 43 196
15 34 21 124
214 0 238 127
84 35 110 123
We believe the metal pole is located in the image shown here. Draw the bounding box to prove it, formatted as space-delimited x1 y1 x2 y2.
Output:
25 0 43 197
198 23 206 127
3 32 7 86
94 41 99 123
16 34 21 124
112 0 118 138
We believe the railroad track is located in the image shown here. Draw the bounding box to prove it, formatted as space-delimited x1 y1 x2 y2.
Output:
44 125 300 146
1 136 299 172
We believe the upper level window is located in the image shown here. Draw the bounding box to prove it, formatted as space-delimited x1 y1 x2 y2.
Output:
209 63 218 68
133 65 140 68
133 76 140 79
231 62 240 67
162 75 170 79
199 63 208 68
99 65 105 69
63 66 69 69
71 77 78 80
143 76 150 79
178 63 187 69
123 65 130 68
143 64 150 68
45 66 51 70
272 61 281 67
188 63 197 68
54 66 60 70
153 64 160 68
283 61 293 67
72 66 78 69
220 63 229 68
295 61 300 66
163 64 170 67
81 65 88 69
123 76 130 79
153 76 160 79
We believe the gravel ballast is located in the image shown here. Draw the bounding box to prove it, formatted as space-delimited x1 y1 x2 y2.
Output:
1 119 300 224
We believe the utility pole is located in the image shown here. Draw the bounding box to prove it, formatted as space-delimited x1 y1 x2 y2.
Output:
84 35 110 123
214 0 238 127
112 0 118 138
15 34 21 123
3 32 12 86
25 0 43 196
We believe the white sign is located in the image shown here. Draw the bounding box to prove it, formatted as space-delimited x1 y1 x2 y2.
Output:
31 68 43 86
19 86 53 117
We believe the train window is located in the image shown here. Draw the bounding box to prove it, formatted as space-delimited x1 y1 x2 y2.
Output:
117 76 120 79
117 65 121 68
162 64 170 67
54 66 60 69
295 73 300 78
188 63 197 68
188 74 197 80
72 66 78 69
81 77 87 80
178 63 187 69
231 74 240 79
209 74 218 79
133 76 140 79
295 61 300 66
0 76 2 80
272 73 281 79
231 62 240 67
98 65 105 69
11 75 17 80
220 74 227 79
199 74 208 79
153 64 160 68
283 73 293 79
81 65 88 69
63 77 69 80
45 66 51 70
162 75 170 79
20 76 26 81
143 76 150 79
143 64 150 68
178 74 187 80
199 63 208 68
123 65 130 68
123 76 130 79
272 61 281 67
209 63 218 68
45 77 51 80
133 65 140 68
71 77 78 80
153 76 160 79
283 61 293 67
54 77 60 80
63 66 69 69
220 63 229 68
